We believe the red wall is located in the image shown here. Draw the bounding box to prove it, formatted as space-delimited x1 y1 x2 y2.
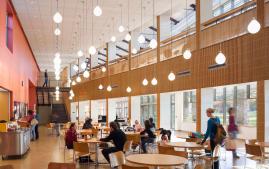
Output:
0 0 39 114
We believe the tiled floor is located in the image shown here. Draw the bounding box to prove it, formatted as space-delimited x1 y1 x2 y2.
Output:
0 127 268 169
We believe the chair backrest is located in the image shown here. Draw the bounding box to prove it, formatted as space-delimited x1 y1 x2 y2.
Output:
0 165 14 169
48 162 75 169
158 144 188 158
92 128 99 138
122 164 149 169
126 133 141 145
186 137 198 142
194 164 204 169
123 140 133 153
73 142 89 154
245 143 263 157
212 145 221 158
109 151 126 168
246 139 257 145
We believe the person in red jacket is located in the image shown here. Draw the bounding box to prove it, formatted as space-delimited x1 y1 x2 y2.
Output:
65 123 77 149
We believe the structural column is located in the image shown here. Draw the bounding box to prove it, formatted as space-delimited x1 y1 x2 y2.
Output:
156 15 161 128
257 0 265 28
195 0 201 50
106 43 109 126
128 32 132 122
257 80 265 141
196 88 201 132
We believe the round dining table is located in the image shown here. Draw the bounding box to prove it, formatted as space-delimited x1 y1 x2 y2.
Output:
126 154 187 169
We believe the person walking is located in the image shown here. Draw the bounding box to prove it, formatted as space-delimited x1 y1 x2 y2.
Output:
201 108 220 169
42 69 48 87
228 107 239 158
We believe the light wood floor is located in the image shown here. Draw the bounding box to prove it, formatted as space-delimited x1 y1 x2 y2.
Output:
0 127 268 169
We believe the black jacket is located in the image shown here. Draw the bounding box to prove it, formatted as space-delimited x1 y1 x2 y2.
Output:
140 129 156 139
100 129 126 150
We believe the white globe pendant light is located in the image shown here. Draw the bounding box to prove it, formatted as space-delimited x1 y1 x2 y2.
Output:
71 81 76 86
125 33 131 41
107 85 112 92
77 50 83 57
101 66 106 72
55 75 60 80
183 49 192 59
54 28 61 36
138 34 145 44
81 62 87 70
98 84 103 90
56 86 59 90
55 90 60 95
132 48 137 54
151 77 158 86
55 52 60 58
142 78 148 86
70 92 75 97
56 97 59 101
88 46 96 55
53 12 62 23
53 56 61 65
93 5 102 16
83 70 90 78
247 18 261 34
168 72 176 81
73 65 79 71
76 76 81 83
149 39 157 49
118 25 125 33
126 86 132 93
215 51 226 65
69 96 73 100
111 36 116 42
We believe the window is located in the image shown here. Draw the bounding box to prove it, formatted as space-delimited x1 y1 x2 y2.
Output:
115 100 128 120
212 82 257 126
213 0 251 17
140 95 157 126
6 5 13 52
183 91 196 123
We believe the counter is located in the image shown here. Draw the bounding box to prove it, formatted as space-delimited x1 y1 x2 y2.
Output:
0 128 30 158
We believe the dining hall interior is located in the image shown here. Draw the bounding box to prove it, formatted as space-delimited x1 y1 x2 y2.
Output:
0 0 269 168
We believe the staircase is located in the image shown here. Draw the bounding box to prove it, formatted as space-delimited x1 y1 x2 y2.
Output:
51 104 69 123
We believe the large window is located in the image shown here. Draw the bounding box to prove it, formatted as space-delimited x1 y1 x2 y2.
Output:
115 100 128 120
213 0 251 17
140 95 157 126
183 90 196 123
213 82 257 126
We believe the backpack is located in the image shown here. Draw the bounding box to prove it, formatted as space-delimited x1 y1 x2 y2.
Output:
214 123 227 146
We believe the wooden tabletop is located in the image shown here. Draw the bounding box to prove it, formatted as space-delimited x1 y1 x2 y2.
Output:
256 142 269 147
78 129 92 135
166 142 204 149
126 154 187 167
77 138 102 143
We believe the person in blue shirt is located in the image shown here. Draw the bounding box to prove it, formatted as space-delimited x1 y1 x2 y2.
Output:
201 108 220 169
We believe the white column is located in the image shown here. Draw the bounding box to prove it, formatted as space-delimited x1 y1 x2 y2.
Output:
175 91 183 130
160 93 172 129
131 96 141 126
201 88 214 133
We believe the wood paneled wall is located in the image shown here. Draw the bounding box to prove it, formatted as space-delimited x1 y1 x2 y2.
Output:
73 27 269 101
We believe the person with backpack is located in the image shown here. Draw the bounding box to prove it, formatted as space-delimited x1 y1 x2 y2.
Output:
200 108 221 169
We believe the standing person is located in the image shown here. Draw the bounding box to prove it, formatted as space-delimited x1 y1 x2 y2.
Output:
82 118 93 129
42 69 48 87
228 107 239 158
140 120 156 153
30 115 38 141
100 122 126 163
201 108 220 169
35 112 40 140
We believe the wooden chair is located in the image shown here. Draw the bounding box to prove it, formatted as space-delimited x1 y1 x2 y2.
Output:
109 151 126 168
123 140 133 154
201 144 221 169
126 133 141 152
246 139 257 145
92 128 99 138
73 142 92 163
48 162 75 169
0 165 14 169
186 138 204 158
122 164 149 169
244 142 265 168
194 164 205 169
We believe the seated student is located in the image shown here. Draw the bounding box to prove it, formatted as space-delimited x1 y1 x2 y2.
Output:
82 118 93 129
65 123 77 149
100 122 126 163
140 120 156 153
161 134 169 144
134 120 143 132
149 117 156 132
